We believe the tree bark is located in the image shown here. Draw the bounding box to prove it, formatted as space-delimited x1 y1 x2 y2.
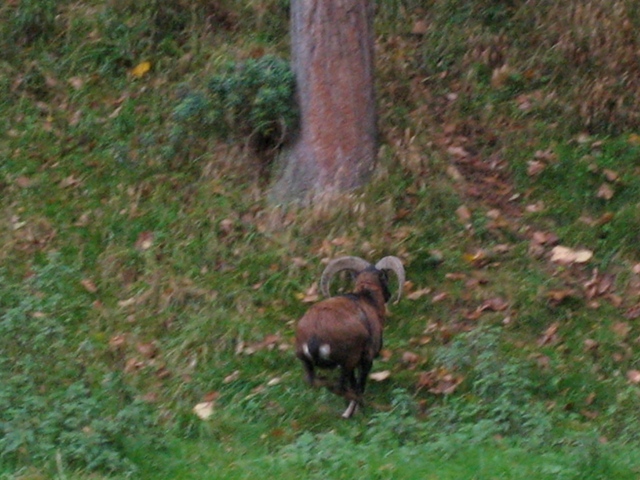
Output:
271 0 377 204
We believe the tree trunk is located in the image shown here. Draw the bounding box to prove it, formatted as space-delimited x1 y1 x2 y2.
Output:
271 0 377 204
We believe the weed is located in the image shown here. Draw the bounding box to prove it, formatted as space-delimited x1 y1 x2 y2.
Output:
430 326 555 441
0 256 162 475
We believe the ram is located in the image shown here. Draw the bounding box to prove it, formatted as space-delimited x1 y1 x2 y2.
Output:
295 256 405 418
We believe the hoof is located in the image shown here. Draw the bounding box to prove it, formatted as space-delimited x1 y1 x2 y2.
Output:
341 400 358 419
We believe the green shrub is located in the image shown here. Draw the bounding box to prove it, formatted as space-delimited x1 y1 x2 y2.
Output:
170 55 298 160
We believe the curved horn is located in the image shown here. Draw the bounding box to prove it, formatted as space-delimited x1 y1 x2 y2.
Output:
320 256 371 297
375 256 405 303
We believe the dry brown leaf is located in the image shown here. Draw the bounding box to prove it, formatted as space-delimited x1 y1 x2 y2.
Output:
602 169 619 182
446 165 464 182
491 64 513 89
550 246 593 265
297 282 319 303
456 205 472 223
546 289 578 305
479 297 509 312
267 377 282 387
624 304 640 320
135 231 154 250
369 370 391 382
532 230 559 246
432 292 449 303
447 146 470 158
417 369 464 395
15 176 33 188
223 370 240 384
401 351 420 366
80 278 98 293
407 287 432 300
596 183 614 200
626 370 640 384
136 342 157 358
584 339 599 351
59 175 82 189
527 160 546 176
411 19 428 35
68 76 84 90
538 323 560 346
193 401 214 420
611 322 630 339
109 334 127 350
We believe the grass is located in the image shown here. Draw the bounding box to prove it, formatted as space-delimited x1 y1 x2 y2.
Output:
2 0 640 478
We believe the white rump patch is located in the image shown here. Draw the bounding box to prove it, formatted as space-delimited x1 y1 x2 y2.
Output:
302 343 312 360
319 344 331 360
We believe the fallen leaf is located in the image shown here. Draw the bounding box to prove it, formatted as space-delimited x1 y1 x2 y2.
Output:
136 342 157 358
547 288 579 305
456 205 472 223
479 297 509 312
538 323 560 346
369 370 391 382
135 231 154 250
59 175 81 189
628 133 640 146
407 287 432 300
68 76 84 90
193 401 214 420
417 369 463 395
611 322 630 339
124 357 145 373
80 278 98 293
109 334 127 350
298 282 319 303
411 19 428 35
602 169 619 182
491 64 513 89
527 160 546 176
401 351 420 366
223 370 240 384
525 201 546 213
596 183 614 200
463 249 490 267
131 61 152 79
550 246 593 265
202 391 220 402
626 370 640 384
446 165 464 182
432 292 449 303
532 230 559 246
447 146 470 158
624 304 640 320
15 176 33 188
584 339 599 351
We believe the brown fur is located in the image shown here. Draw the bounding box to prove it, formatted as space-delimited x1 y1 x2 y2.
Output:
295 269 389 417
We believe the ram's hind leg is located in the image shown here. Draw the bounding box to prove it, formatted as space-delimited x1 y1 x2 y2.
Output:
298 355 317 387
357 358 373 397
